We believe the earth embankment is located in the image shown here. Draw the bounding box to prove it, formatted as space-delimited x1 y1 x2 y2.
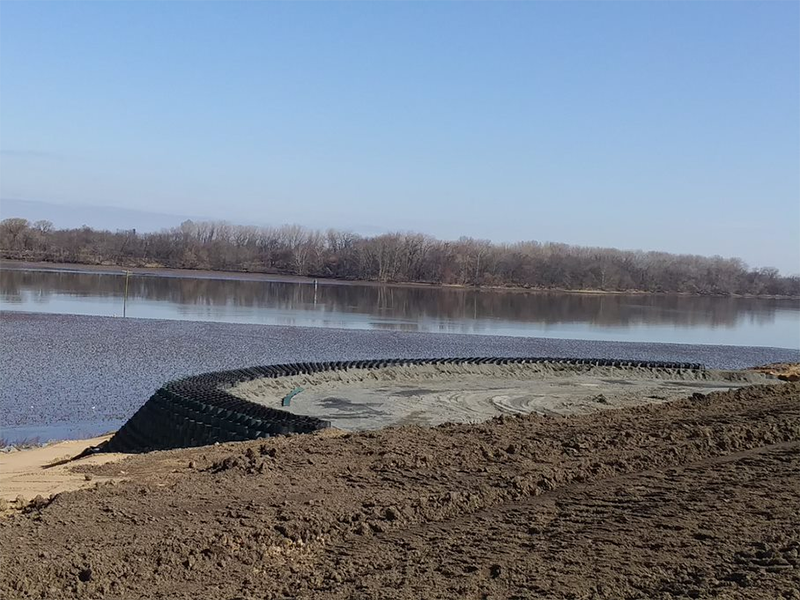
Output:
1 382 798 599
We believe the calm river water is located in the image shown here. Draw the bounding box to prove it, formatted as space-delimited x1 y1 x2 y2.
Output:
1 268 798 349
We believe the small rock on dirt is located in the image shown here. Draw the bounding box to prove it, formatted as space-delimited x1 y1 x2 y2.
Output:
78 568 92 582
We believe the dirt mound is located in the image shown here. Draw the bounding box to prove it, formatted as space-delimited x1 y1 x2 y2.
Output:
753 362 800 381
1 382 798 599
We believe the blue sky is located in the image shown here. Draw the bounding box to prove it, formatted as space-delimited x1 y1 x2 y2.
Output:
1 1 798 273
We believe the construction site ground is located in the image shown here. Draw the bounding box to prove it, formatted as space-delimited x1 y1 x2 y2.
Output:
0 381 798 599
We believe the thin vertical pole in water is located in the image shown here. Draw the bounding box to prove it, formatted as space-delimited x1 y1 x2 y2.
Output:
123 270 131 317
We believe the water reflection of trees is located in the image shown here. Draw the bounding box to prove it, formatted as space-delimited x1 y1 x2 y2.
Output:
3 270 796 328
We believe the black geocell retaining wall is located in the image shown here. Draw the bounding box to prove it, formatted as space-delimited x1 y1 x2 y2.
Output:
102 357 705 453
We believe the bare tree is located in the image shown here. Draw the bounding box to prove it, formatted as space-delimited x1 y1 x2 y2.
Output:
0 218 30 250
0 216 796 296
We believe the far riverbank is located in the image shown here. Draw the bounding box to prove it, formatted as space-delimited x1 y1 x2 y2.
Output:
2 259 797 299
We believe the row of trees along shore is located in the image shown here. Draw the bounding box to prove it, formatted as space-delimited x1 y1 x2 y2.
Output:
1 217 797 296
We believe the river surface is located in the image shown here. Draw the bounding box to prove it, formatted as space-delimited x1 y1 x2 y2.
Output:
2 267 798 349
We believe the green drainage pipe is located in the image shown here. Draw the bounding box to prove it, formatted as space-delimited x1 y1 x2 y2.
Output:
282 387 304 407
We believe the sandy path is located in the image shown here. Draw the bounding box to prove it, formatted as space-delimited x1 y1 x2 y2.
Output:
0 436 124 504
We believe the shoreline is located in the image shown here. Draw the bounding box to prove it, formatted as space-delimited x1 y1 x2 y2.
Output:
0 367 789 499
3 259 797 299
2 312 798 448
3 363 793 453
0 366 793 489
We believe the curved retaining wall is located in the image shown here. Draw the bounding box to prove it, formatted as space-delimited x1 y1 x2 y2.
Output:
102 357 705 453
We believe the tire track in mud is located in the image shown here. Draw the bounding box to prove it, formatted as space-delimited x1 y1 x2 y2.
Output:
314 443 800 600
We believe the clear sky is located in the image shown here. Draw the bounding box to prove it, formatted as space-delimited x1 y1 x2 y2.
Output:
1 1 798 273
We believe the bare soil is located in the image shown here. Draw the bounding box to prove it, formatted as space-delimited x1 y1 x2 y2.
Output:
1 382 799 599
0 436 124 505
754 362 800 382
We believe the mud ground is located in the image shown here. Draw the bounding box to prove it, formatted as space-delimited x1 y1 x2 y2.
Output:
754 362 800 381
232 363 771 430
1 382 798 599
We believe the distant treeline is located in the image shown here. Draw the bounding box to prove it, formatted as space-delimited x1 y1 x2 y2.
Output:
1 217 797 296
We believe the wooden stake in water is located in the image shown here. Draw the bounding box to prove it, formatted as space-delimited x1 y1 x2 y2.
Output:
123 270 131 317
